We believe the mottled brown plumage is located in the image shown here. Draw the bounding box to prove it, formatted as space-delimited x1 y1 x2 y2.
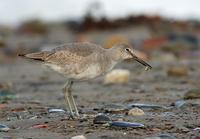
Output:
20 42 152 117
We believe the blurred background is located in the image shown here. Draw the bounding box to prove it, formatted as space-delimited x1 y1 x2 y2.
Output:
0 0 200 59
0 1 200 138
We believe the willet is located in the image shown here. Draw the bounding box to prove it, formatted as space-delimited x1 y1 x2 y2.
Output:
19 42 152 117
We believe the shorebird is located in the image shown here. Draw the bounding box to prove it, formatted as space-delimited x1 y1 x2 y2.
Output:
19 42 152 117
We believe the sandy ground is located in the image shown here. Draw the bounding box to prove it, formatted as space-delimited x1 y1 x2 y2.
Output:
0 58 200 139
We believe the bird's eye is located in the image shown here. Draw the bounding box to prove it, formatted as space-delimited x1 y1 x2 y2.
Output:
125 48 130 51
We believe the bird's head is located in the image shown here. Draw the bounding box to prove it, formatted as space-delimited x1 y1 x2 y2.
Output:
111 43 152 70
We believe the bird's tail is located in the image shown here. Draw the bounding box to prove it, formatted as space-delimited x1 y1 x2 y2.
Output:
18 51 52 61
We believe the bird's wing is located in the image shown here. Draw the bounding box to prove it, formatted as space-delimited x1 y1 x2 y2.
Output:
44 42 102 65
23 42 102 65
53 42 101 57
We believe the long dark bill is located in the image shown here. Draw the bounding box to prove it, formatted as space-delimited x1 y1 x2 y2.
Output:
128 51 152 70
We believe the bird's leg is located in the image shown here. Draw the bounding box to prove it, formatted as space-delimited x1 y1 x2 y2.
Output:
68 81 80 117
63 80 74 117
70 95 79 117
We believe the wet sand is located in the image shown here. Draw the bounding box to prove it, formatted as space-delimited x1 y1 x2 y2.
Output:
0 58 200 139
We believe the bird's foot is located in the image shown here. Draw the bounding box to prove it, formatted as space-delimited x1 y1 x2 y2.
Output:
68 113 80 120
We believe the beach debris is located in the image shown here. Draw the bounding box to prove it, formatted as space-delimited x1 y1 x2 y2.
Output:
184 89 200 99
0 90 16 102
31 124 48 129
0 124 10 132
48 108 65 113
167 67 188 77
128 107 145 116
104 69 130 84
128 103 168 109
110 121 144 128
93 114 111 124
71 135 87 139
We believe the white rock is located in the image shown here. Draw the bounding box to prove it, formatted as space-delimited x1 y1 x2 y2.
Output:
0 124 10 132
48 108 65 113
71 135 87 139
128 107 145 116
104 69 130 84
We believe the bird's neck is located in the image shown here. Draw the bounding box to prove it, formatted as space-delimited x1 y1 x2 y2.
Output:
106 47 122 62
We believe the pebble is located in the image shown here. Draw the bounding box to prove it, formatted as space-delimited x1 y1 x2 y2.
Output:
184 89 200 99
128 107 145 116
157 133 176 139
173 100 186 108
110 121 144 128
167 67 188 77
146 133 176 139
145 137 161 139
71 135 87 139
48 108 65 113
104 69 130 84
128 103 168 109
0 124 10 132
93 114 111 124
193 127 200 131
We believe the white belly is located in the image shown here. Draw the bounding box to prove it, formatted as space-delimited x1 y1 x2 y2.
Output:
73 64 101 80
44 60 117 81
